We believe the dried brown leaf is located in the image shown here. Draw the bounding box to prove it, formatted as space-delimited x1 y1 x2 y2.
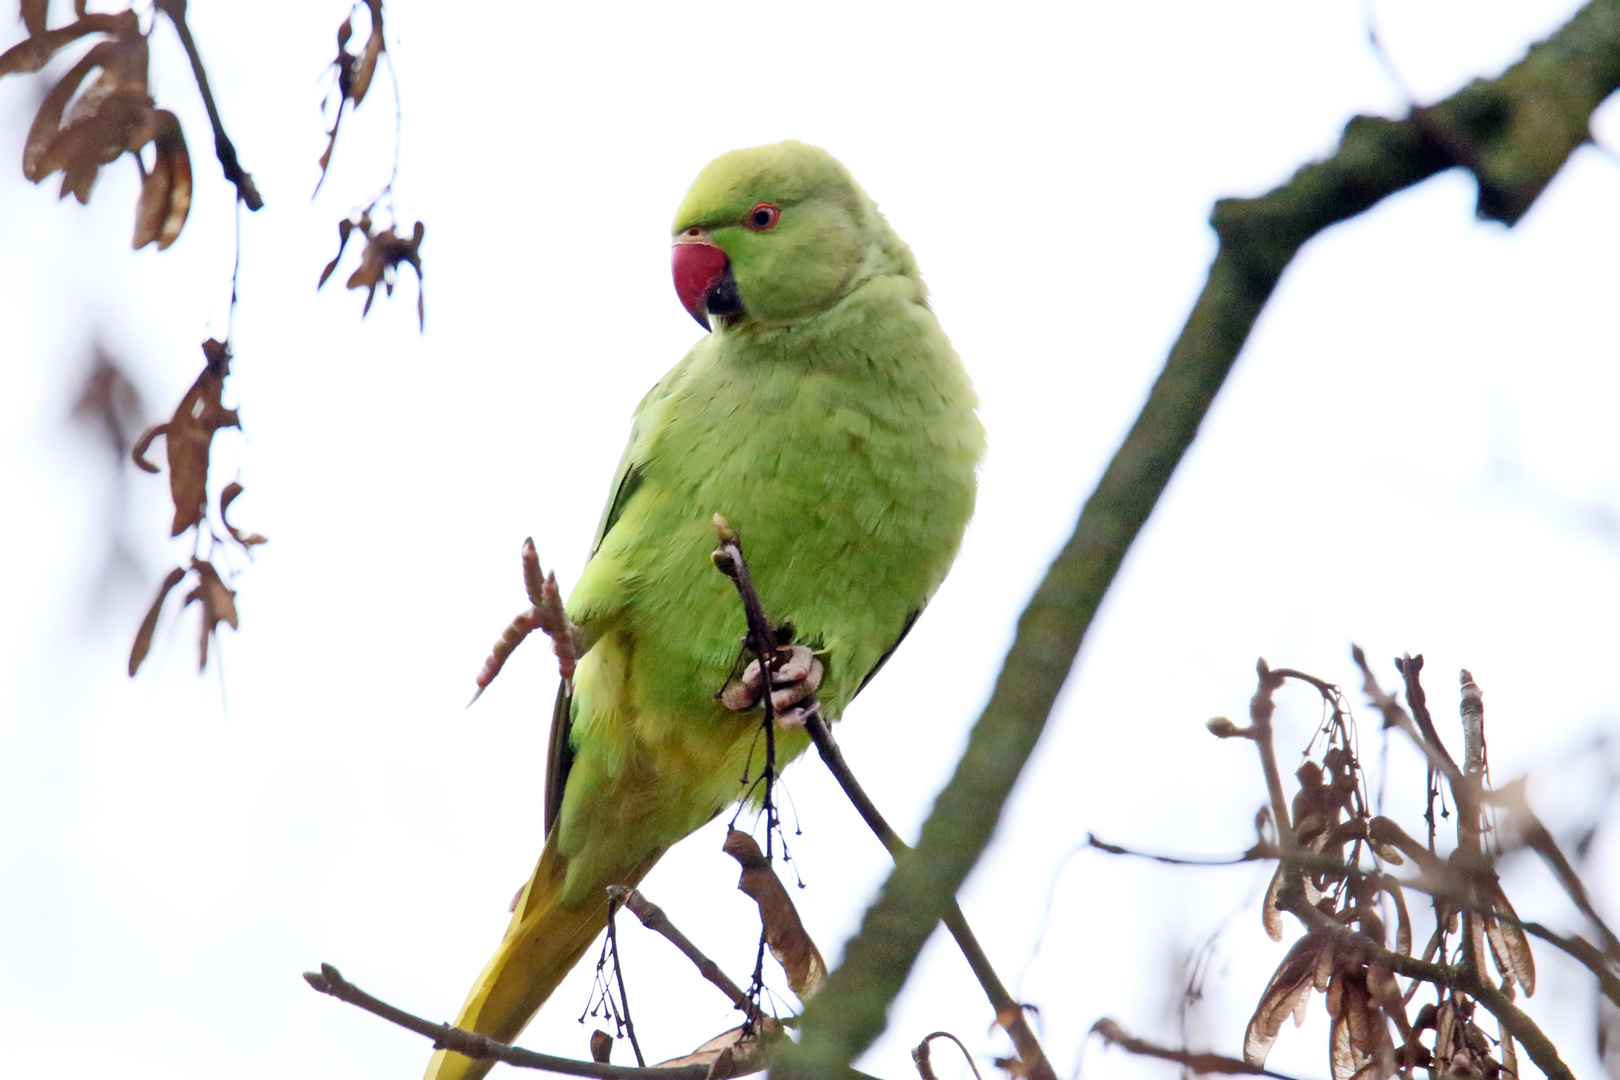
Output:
1262 863 1285 942
345 219 425 330
724 828 827 1001
132 109 190 249
1376 879 1412 957
43 87 151 203
1325 972 1394 1080
317 218 357 288
314 4 380 189
129 566 186 676
1490 887 1535 996
589 1030 613 1065
1479 895 1535 997
350 0 384 105
152 340 239 536
218 481 267 549
1244 932 1326 1066
653 1026 761 1071
1312 940 1336 994
27 28 153 203
131 422 166 473
23 44 101 180
0 11 134 77
184 556 237 671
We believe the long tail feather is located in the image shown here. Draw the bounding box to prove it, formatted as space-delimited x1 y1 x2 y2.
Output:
422 838 658 1080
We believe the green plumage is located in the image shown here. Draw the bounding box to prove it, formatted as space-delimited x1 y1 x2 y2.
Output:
426 141 983 1080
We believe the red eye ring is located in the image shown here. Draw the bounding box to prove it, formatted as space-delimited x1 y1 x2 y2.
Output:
745 203 781 232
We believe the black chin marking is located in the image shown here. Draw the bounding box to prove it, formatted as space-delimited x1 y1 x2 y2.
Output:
705 270 745 319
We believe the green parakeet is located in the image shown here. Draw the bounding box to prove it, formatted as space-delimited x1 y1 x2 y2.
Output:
424 141 983 1080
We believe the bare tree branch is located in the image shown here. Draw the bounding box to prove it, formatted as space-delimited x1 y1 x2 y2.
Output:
305 962 890 1080
778 9 1620 1060
303 963 712 1079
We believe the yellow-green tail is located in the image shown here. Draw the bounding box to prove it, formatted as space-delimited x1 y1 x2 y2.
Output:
422 837 658 1080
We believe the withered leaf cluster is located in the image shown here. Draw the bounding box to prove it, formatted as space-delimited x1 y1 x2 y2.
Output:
128 340 265 675
1 6 191 249
1231 663 1535 1080
318 212 425 330
316 0 385 189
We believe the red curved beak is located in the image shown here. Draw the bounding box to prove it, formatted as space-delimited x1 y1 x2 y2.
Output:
672 237 730 331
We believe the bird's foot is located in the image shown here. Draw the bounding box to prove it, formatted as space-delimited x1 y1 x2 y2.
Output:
720 644 823 728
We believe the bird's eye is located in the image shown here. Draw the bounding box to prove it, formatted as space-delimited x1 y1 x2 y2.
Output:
745 203 781 232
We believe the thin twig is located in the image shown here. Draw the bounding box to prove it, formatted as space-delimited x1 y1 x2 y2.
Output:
303 963 712 1079
605 886 763 1023
1352 646 1461 786
1501 786 1620 960
152 0 262 210
226 197 241 341
1090 825 1620 1010
605 899 646 1067
912 1033 984 1080
1250 660 1294 847
1524 921 1620 1005
1086 833 1261 866
711 515 781 845
1088 1019 1307 1080
711 516 790 1027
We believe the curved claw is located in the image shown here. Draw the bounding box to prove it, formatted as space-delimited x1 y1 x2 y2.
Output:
719 646 823 713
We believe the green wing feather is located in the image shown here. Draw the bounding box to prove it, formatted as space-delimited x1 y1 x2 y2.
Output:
542 362 687 835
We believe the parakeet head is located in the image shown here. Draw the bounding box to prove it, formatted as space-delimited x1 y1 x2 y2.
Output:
671 141 912 330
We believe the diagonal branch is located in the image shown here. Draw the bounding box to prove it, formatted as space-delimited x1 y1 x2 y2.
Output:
778 4 1620 1076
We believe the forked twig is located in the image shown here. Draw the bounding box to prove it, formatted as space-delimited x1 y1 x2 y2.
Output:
605 897 646 1067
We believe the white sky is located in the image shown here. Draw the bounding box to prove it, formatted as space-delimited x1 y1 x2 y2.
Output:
3 2 1620 1079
